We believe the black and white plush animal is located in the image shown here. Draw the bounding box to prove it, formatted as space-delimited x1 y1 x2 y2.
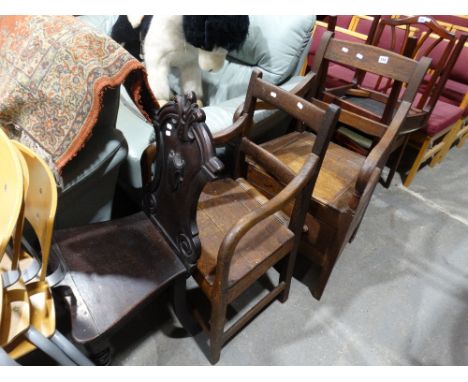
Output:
111 15 250 102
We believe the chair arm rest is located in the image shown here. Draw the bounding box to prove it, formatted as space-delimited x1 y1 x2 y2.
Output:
213 152 319 291
241 137 295 186
353 101 412 206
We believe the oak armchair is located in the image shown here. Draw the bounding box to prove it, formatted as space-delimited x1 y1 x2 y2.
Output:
182 70 339 364
247 31 431 299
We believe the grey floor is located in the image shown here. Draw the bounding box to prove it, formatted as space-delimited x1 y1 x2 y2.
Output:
110 143 468 366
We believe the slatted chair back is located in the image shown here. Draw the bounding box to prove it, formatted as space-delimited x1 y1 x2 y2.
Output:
235 68 340 233
370 16 466 120
311 31 431 131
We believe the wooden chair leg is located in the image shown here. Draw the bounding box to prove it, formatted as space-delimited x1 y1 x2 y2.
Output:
209 299 228 364
382 134 409 188
403 137 431 188
172 277 200 335
86 340 113 366
457 120 468 148
278 250 299 303
312 231 346 300
431 119 463 166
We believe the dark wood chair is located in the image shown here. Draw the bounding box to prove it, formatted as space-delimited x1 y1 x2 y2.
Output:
349 16 467 186
172 69 340 364
246 31 431 300
50 92 223 365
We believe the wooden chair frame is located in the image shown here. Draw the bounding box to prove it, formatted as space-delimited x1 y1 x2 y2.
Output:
186 69 340 363
245 31 431 299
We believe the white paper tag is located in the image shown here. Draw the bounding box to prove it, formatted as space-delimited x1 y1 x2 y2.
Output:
341 47 349 53
297 102 304 110
378 56 389 64
270 91 277 98
418 16 431 23
356 53 364 60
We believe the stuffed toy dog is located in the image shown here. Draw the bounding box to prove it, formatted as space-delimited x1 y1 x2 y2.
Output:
111 15 250 103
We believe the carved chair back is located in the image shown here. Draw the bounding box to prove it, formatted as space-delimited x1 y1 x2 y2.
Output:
142 92 224 272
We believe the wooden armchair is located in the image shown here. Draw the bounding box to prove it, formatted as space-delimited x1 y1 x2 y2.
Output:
246 31 431 300
172 70 340 364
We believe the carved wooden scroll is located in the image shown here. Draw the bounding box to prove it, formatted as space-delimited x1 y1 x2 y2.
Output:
143 92 224 271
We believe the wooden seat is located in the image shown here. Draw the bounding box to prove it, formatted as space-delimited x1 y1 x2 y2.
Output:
196 178 294 288
256 131 365 210
51 211 187 351
247 31 431 300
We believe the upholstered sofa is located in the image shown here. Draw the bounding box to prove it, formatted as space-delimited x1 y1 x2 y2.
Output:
78 15 316 200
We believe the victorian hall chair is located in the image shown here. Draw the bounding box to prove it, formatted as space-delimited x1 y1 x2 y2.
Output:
246 31 431 300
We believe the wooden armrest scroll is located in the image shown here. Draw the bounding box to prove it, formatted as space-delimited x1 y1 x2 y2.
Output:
142 92 224 271
212 114 249 145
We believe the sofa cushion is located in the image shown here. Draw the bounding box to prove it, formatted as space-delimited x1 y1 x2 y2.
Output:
78 15 119 35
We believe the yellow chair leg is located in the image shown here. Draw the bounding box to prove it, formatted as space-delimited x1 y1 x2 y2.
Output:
431 119 463 165
457 121 468 148
403 137 431 187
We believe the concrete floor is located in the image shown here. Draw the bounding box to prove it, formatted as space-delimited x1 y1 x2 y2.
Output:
96 143 468 365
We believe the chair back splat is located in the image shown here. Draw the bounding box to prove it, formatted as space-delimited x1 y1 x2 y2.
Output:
143 92 224 271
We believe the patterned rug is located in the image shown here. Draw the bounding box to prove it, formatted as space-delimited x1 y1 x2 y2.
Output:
0 16 157 185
